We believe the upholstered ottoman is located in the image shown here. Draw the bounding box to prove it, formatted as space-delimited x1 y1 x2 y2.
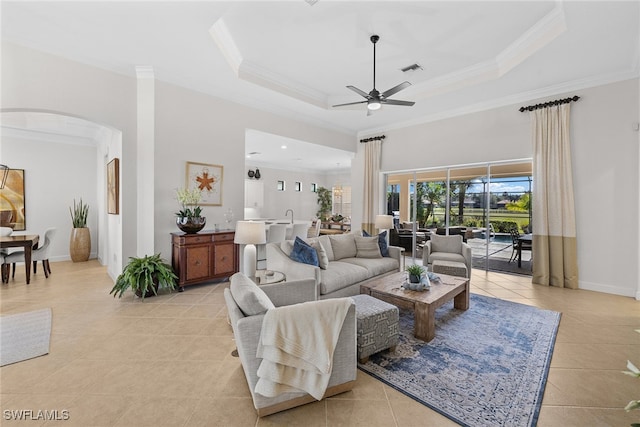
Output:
351 294 399 363
432 259 468 278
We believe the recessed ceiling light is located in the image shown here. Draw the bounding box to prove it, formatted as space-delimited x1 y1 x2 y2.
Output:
281 145 287 149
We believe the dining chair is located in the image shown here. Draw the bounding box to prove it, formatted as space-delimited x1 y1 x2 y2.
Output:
0 226 12 258
308 219 321 238
267 224 287 243
290 223 309 240
6 228 57 279
1 253 7 283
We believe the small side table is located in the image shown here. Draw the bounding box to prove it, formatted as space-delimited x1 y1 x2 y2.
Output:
251 269 286 285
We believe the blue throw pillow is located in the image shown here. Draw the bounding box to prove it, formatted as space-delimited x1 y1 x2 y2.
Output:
289 236 319 266
362 230 389 257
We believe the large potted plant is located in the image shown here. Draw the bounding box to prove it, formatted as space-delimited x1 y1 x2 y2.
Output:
110 254 178 299
316 187 332 222
69 198 90 262
175 188 206 233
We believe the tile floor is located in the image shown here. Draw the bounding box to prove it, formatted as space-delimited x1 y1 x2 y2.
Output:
0 260 638 426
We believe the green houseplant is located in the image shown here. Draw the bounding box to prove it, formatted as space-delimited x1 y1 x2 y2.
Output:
110 254 178 300
175 188 206 234
406 264 425 283
316 187 332 221
69 198 91 262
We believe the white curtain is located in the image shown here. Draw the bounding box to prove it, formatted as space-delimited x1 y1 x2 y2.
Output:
362 140 382 235
531 104 579 289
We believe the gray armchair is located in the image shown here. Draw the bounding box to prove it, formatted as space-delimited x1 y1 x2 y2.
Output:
224 273 356 417
422 233 472 278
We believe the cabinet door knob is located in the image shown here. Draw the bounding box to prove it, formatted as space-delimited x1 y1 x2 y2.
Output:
195 260 201 266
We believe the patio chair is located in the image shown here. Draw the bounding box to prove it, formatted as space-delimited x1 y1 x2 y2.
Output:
508 227 531 264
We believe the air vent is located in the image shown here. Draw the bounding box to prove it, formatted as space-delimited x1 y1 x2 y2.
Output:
401 63 423 73
248 151 260 155
305 0 318 5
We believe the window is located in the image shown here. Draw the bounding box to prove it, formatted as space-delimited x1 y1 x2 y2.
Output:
277 180 285 191
295 182 301 192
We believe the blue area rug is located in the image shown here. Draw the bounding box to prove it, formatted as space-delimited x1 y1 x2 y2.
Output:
358 294 560 427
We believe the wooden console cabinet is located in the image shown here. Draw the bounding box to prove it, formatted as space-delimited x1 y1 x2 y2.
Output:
171 230 239 289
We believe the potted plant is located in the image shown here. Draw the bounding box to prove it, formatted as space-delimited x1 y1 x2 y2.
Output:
175 188 206 234
316 187 332 221
406 264 425 284
69 198 90 262
110 254 178 300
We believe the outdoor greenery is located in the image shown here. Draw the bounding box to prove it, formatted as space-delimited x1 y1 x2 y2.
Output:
175 188 203 219
69 198 89 228
110 254 177 300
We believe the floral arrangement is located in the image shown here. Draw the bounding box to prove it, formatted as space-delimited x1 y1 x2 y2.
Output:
175 188 202 219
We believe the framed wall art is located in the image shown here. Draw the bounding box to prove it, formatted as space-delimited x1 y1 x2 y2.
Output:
0 169 26 231
107 158 119 214
186 161 223 206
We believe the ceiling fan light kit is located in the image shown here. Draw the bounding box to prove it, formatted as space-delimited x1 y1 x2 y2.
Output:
333 34 415 115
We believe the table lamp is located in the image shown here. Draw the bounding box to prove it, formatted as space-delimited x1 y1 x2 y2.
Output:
375 214 393 233
234 221 266 278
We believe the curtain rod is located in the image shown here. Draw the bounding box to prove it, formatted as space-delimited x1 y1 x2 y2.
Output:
360 135 386 143
519 95 579 112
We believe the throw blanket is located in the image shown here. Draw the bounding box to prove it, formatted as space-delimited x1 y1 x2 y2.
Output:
255 298 352 400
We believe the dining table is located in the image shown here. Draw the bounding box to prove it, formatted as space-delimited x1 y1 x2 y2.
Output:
0 234 39 284
517 233 533 268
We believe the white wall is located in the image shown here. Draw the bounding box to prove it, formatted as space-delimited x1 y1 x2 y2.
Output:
3 42 355 271
1 134 98 261
2 42 137 264
244 165 329 221
353 78 640 297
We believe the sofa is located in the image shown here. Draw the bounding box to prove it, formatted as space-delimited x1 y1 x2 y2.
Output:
223 273 357 416
266 233 403 300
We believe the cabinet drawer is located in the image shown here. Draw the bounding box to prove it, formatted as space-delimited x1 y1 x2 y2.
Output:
213 233 234 242
181 234 213 245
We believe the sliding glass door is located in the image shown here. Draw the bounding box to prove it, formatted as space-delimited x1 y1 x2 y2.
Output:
384 160 532 275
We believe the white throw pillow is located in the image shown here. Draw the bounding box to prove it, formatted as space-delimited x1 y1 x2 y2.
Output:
229 272 275 316
355 236 382 258
306 238 329 269
430 233 463 254
329 234 357 260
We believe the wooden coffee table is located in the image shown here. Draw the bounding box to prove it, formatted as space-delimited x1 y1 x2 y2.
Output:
360 271 470 342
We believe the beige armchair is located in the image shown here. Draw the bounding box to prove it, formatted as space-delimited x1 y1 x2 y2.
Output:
422 233 472 278
224 273 356 416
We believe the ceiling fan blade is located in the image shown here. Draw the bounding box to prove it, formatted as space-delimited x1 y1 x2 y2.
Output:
381 81 411 98
332 100 368 108
346 85 371 99
382 99 415 106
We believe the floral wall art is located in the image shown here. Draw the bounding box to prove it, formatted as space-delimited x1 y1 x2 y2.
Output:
185 161 223 206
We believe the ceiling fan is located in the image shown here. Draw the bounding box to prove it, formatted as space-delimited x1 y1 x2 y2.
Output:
333 35 415 115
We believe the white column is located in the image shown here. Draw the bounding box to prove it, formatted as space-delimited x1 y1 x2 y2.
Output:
136 66 155 257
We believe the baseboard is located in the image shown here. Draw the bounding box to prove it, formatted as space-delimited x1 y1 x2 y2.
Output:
579 279 637 298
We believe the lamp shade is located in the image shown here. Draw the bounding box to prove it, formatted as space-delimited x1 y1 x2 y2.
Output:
374 214 393 230
234 221 266 245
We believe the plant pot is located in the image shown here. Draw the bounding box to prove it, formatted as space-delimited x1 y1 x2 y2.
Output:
409 273 421 283
135 281 159 298
176 217 206 234
70 227 91 262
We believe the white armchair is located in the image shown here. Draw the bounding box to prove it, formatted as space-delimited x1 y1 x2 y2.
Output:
224 273 356 416
423 233 472 278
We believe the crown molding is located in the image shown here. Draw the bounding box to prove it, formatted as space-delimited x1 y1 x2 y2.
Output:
358 68 640 138
209 18 242 75
210 18 326 108
413 3 566 100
